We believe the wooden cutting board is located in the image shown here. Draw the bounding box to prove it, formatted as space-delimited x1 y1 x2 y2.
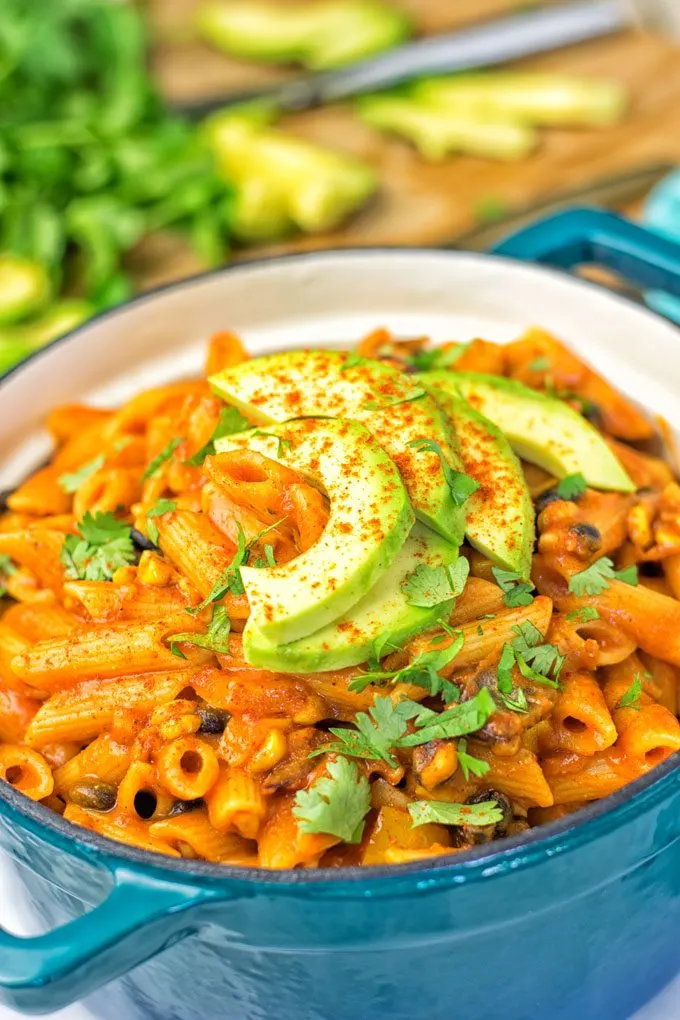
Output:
138 0 680 286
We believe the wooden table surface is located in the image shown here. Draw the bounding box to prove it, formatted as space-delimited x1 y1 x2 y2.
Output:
138 0 680 286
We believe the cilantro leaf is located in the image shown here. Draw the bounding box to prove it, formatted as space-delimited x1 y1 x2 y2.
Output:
408 346 465 372
250 431 292 458
0 554 17 598
496 642 517 694
396 687 495 747
146 498 177 545
312 695 416 767
528 356 550 372
363 389 426 412
568 557 638 597
566 606 600 623
264 544 276 567
514 650 561 690
142 437 183 481
293 757 371 843
408 438 480 508
617 674 643 710
456 738 490 781
511 622 564 680
348 631 465 696
186 519 284 615
556 473 587 501
499 688 529 713
185 406 250 467
168 605 231 658
58 454 105 494
491 567 535 608
401 559 469 608
409 798 503 829
60 512 135 581
339 352 371 371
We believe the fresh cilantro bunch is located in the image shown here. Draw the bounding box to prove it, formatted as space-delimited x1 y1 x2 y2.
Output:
293 757 371 843
60 512 135 581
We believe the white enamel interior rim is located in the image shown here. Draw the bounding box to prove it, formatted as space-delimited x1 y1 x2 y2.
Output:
1 249 679 490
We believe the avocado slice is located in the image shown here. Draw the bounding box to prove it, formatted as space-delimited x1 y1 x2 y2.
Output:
198 1 412 71
419 376 534 579
244 523 459 671
452 372 634 493
215 417 414 644
210 350 466 544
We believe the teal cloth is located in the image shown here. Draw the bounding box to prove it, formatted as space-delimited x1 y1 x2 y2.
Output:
643 168 680 323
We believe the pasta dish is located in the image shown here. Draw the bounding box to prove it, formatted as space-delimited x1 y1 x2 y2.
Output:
1 326 679 868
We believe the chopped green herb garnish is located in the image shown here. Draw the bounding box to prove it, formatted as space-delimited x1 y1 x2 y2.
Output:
617 674 643 711
264 544 277 567
491 566 535 608
401 559 469 609
169 605 231 658
474 196 509 224
409 798 503 828
348 631 465 696
145 498 177 545
363 389 426 412
511 622 564 680
186 519 284 614
499 688 529 714
60 511 135 581
456 738 490 781
58 454 105 493
566 606 600 623
0 554 17 598
142 437 183 481
568 557 638 597
340 352 370 371
527 356 550 372
185 406 250 467
251 432 293 458
396 688 495 747
556 473 587 501
408 346 465 372
293 756 371 843
408 437 480 508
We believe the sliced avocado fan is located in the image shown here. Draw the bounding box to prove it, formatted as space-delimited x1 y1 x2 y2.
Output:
419 376 534 579
244 523 460 672
210 350 467 544
452 372 634 492
215 417 414 646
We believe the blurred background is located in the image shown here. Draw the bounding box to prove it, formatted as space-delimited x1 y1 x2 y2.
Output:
2 0 680 375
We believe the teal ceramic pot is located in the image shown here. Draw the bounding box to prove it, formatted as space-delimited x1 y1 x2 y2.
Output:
1 210 680 1020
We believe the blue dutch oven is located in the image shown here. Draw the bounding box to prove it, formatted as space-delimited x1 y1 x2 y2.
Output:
1 209 680 1020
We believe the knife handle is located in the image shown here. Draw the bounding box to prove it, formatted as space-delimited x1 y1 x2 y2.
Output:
491 207 680 299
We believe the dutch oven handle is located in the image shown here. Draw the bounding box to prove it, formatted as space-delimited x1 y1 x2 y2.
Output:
0 864 225 1014
490 206 680 298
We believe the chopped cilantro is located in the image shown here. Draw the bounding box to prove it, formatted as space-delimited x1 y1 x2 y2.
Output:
168 605 231 658
60 512 135 581
264 544 276 567
408 346 465 372
396 688 495 747
556 473 587 501
408 438 480 507
363 389 426 412
251 431 292 458
340 352 371 371
499 688 529 713
474 195 509 224
185 406 250 467
0 554 17 598
617 674 643 711
491 566 535 608
568 557 638 597
145 499 177 545
409 798 503 828
496 642 516 694
142 437 183 481
566 606 600 623
456 738 490 781
293 757 371 843
348 631 465 696
58 454 105 494
511 622 564 679
186 519 283 614
401 559 469 609
527 356 550 372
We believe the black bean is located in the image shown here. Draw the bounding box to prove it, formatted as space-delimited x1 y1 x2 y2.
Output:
198 706 229 735
131 528 156 552
69 780 117 812
168 798 204 817
571 523 600 541
465 788 514 841
534 487 561 514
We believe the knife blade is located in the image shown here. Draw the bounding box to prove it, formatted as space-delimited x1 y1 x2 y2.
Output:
175 0 627 118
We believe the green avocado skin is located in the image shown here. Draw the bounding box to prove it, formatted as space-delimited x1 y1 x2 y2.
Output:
419 375 534 579
452 371 634 492
243 523 459 672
